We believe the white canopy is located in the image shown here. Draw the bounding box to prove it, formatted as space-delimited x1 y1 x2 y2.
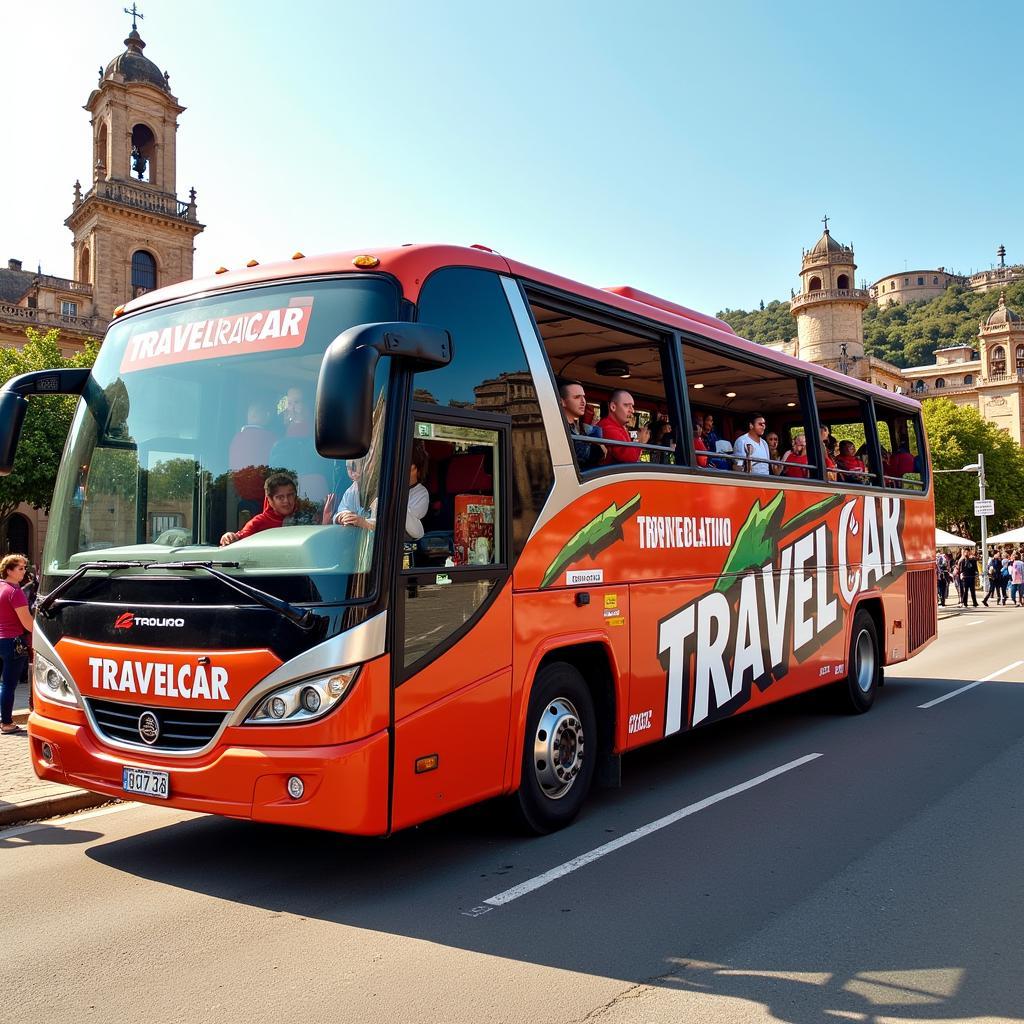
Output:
935 527 974 547
986 526 1024 545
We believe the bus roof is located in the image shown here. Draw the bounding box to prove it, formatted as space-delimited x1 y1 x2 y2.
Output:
121 243 921 412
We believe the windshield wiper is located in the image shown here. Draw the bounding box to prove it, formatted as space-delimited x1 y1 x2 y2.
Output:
154 560 321 631
37 561 149 618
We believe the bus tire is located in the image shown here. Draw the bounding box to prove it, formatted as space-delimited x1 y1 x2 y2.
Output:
513 661 597 835
836 609 880 714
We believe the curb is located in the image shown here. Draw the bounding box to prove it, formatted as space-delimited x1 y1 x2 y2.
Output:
3 710 118 827
0 790 114 828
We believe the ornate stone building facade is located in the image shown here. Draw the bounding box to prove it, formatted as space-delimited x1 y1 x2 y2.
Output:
902 294 1024 445
0 21 203 562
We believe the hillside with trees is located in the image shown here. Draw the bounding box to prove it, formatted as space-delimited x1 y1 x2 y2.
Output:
718 279 1024 368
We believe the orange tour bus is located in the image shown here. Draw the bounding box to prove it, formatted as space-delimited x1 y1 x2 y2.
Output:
0 244 936 835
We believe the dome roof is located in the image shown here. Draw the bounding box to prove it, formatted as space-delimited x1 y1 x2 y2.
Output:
986 292 1022 327
103 30 169 92
811 228 847 255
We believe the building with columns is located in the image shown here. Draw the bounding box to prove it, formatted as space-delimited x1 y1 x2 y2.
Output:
0 20 203 561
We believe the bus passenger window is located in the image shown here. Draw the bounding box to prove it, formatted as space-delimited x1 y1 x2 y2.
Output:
876 409 925 491
529 299 678 471
681 342 806 475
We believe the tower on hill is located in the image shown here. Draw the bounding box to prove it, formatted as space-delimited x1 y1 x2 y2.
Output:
789 219 871 366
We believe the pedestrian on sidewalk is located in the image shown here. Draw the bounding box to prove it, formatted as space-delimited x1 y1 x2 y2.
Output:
957 547 979 608
983 550 1002 606
0 553 34 735
936 550 950 607
1011 551 1024 607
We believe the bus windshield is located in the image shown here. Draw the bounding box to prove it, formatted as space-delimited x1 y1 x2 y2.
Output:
44 276 397 599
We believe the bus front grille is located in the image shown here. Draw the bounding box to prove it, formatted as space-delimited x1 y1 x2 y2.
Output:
86 698 226 751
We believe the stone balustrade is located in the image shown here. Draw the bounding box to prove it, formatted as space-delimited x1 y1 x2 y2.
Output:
79 179 197 222
0 303 108 335
790 287 871 312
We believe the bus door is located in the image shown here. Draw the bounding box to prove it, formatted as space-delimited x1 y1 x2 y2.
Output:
390 412 512 831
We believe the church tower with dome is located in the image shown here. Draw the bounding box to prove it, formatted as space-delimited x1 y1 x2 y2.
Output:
769 220 905 391
64 13 204 317
0 13 205 563
789 218 871 367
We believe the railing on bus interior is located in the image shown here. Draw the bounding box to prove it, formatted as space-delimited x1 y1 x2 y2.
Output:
906 567 937 654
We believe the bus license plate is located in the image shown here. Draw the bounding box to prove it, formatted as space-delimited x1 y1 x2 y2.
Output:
122 766 170 800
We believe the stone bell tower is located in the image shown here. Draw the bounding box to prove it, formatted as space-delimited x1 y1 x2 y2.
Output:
65 7 204 316
789 217 871 372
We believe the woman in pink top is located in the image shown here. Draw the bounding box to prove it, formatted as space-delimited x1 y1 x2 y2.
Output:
0 553 33 733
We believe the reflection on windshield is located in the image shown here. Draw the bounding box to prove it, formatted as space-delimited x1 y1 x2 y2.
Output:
45 278 396 600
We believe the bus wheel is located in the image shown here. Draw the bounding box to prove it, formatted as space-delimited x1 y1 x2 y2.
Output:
836 609 880 714
514 662 597 834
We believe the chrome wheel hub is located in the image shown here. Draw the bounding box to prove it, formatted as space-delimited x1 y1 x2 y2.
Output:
533 697 584 800
855 629 875 694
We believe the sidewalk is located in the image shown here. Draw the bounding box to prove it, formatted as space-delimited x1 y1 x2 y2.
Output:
0 681 113 827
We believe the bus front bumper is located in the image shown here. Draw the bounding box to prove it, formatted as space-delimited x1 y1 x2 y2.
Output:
27 712 390 835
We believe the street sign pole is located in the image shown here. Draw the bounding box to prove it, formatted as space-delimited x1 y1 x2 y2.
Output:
978 452 987 580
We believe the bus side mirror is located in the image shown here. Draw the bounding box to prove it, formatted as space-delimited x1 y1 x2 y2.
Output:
0 369 91 476
315 322 452 459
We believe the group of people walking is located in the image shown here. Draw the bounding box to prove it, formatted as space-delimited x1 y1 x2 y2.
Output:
937 547 1024 608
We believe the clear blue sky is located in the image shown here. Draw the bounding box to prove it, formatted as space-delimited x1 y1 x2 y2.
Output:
3 0 1021 315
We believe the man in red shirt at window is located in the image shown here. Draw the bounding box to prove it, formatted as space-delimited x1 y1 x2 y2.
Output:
597 390 650 464
836 439 869 484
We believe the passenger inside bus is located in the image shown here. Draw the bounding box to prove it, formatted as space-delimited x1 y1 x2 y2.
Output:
220 472 298 546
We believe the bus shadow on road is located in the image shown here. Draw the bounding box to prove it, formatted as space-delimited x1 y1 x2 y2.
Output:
83 677 1024 1024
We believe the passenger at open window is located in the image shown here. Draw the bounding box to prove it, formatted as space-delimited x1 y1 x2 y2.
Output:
820 426 838 481
597 390 649 465
780 433 810 478
836 440 869 484
558 379 605 469
765 430 783 476
692 417 709 467
731 413 771 475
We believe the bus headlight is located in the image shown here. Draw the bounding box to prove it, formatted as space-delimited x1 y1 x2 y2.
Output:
33 654 80 707
245 667 359 725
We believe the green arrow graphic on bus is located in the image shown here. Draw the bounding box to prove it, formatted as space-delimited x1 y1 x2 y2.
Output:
715 492 845 594
540 494 642 589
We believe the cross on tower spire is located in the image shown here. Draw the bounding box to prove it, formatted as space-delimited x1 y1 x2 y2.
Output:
124 3 144 31
822 213 830 233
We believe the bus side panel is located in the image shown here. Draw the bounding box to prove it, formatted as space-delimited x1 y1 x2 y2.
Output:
628 576 852 749
505 587 630 792
391 585 513 831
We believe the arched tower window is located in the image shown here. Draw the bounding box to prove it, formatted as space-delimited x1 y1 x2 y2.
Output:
1016 345 1024 365
964 374 973 385
913 380 925 392
837 273 850 290
131 250 157 296
95 123 109 179
130 123 156 183
79 245 91 285
935 378 945 389
991 345 1006 374
808 276 822 292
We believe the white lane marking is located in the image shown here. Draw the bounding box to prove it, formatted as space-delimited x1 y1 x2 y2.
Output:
965 618 985 626
918 660 1024 709
0 801 136 840
482 753 822 908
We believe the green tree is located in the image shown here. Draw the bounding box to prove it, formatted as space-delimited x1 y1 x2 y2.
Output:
0 328 99 535
921 398 1024 535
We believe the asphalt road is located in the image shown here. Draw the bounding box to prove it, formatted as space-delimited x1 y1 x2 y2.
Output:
3 606 1023 1024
